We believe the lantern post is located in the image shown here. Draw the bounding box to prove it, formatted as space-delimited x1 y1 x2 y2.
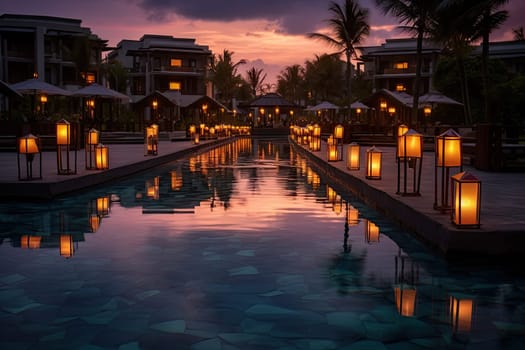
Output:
434 129 462 211
396 129 423 196
56 119 77 175
17 134 42 181
85 128 99 170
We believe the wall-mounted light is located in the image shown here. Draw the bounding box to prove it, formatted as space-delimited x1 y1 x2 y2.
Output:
434 129 462 211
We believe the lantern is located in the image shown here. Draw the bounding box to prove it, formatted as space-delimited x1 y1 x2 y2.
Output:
424 105 432 117
394 286 417 317
365 220 380 243
310 137 321 152
334 124 344 141
346 143 360 170
193 133 200 145
17 134 42 180
40 94 47 104
366 146 382 180
85 128 99 170
388 106 396 116
189 124 196 137
346 205 359 226
59 234 74 258
171 169 183 190
327 143 339 162
96 196 110 217
145 124 158 155
434 129 462 211
327 186 337 203
397 124 409 137
20 235 41 249
396 129 423 196
146 177 160 200
380 100 387 111
56 119 77 175
95 144 109 170
450 296 474 333
89 214 100 233
451 172 481 228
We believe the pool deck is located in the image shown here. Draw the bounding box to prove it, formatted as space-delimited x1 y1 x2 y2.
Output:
1 135 524 257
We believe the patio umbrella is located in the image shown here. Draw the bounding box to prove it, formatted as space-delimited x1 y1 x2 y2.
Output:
306 101 339 111
0 80 22 98
350 101 370 110
10 78 72 96
72 83 130 101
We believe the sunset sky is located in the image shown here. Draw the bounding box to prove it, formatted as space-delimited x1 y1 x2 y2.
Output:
3 0 523 84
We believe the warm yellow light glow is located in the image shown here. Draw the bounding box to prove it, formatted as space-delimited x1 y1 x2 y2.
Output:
394 62 408 69
436 129 462 167
347 205 359 226
18 134 39 154
424 106 432 117
56 120 71 145
170 58 182 67
89 214 100 232
398 124 409 137
334 124 344 140
397 129 422 159
60 234 74 258
40 95 47 103
152 99 158 109
356 107 362 115
146 176 160 200
20 235 41 249
171 170 183 190
346 143 360 170
309 138 321 152
380 101 387 111
366 220 380 243
169 81 181 90
87 129 99 145
452 172 481 227
395 286 417 317
450 297 473 333
193 133 200 144
395 84 406 92
327 186 337 203
366 146 382 179
327 143 338 162
189 125 196 135
388 106 396 115
95 144 109 170
96 196 110 216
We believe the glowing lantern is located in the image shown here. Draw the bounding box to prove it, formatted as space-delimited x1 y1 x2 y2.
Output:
435 129 462 210
346 205 359 226
89 214 100 233
56 119 70 145
451 172 481 228
346 142 360 170
366 146 382 180
40 94 47 103
85 128 99 170
334 124 344 141
96 196 110 217
397 129 422 159
95 144 109 170
397 124 409 137
424 105 432 117
60 234 74 258
56 119 77 175
189 124 196 136
310 137 321 152
394 286 417 317
20 235 41 249
327 186 337 203
145 124 158 155
396 129 423 195
193 133 200 145
365 220 380 243
380 100 387 111
388 106 396 116
450 296 473 333
171 169 183 190
17 134 42 180
327 143 339 162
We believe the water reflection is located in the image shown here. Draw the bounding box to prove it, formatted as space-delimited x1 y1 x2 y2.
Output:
0 137 524 349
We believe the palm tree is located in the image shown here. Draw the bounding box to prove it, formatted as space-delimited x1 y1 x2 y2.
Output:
308 0 370 118
475 0 509 122
375 0 441 126
304 54 344 103
277 64 305 105
513 26 525 41
246 67 267 98
209 49 246 105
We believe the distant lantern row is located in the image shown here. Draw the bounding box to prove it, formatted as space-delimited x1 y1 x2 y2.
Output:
290 123 480 229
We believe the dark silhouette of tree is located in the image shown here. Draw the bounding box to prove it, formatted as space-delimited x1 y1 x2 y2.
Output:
209 50 246 105
309 0 370 119
246 67 267 98
277 64 305 105
513 26 525 40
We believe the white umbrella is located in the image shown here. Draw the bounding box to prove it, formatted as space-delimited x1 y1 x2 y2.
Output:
306 101 339 111
10 78 72 96
72 83 130 101
350 101 370 109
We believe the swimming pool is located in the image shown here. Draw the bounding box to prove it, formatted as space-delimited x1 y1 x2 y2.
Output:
1 137 524 349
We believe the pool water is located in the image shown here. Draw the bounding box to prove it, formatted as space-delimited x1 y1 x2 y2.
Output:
1 137 524 350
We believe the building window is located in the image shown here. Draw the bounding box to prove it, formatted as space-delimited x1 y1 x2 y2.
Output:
82 72 96 84
169 81 181 90
394 62 408 70
170 58 182 67
396 83 406 92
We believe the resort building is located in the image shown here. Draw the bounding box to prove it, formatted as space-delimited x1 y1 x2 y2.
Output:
0 14 107 87
107 35 212 99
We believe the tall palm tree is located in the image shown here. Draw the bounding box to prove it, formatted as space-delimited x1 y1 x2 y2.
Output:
277 64 305 105
304 54 344 103
308 0 370 118
246 67 267 98
375 0 441 127
210 49 246 105
476 0 509 122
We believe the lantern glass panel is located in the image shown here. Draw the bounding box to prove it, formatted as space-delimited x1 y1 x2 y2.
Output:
346 143 360 170
437 130 462 167
19 135 39 154
395 287 417 317
56 120 70 145
450 297 473 333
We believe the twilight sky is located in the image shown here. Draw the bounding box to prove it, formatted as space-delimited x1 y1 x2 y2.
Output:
3 0 523 84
